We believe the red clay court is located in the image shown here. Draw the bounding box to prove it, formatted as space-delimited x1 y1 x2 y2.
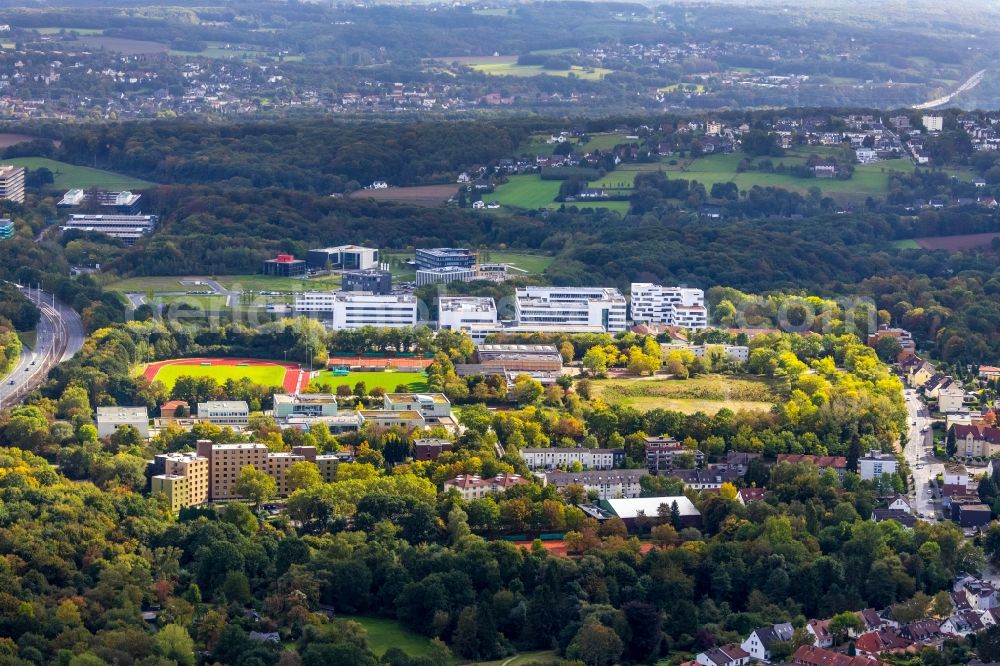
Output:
142 357 309 393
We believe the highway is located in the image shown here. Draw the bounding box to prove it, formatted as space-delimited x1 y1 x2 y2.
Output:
0 286 85 409
913 68 987 110
904 386 941 521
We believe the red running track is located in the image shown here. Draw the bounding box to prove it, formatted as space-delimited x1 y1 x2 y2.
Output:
142 357 307 393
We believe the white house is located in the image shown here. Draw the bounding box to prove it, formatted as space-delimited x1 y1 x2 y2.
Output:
741 623 794 662
938 381 967 414
697 644 752 666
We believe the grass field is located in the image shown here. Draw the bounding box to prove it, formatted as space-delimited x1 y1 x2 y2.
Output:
485 251 553 273
146 361 288 390
6 157 155 190
106 274 341 294
583 133 633 151
564 200 631 213
472 651 560 665
341 616 437 659
681 153 915 198
490 175 562 209
36 27 104 35
893 239 922 250
311 370 428 392
594 373 784 414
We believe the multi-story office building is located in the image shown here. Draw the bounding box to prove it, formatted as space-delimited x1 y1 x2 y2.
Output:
514 286 627 333
342 269 392 294
415 247 476 270
262 254 307 277
416 266 476 286
520 447 625 471
0 165 25 203
630 284 708 329
414 438 453 461
306 245 379 270
438 297 498 342
294 292 418 329
273 393 339 419
0 219 13 240
62 214 159 245
96 406 150 439
197 401 250 427
359 410 425 429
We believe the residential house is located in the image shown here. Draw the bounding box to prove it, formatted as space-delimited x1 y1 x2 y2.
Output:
853 629 912 657
951 424 1000 459
645 436 705 472
738 488 767 505
858 451 899 481
806 619 833 648
697 645 752 666
741 623 794 662
871 509 917 528
792 645 891 666
444 474 529 500
898 620 942 643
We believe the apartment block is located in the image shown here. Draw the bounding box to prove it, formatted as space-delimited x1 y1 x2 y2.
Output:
630 283 708 329
197 441 269 500
151 451 209 509
644 436 705 472
267 451 308 496
415 247 476 270
541 469 648 499
62 214 158 245
294 292 417 330
0 165 25 204
514 286 627 333
96 406 150 439
438 297 498 342
197 400 250 427
444 473 528 500
306 245 379 270
520 447 625 471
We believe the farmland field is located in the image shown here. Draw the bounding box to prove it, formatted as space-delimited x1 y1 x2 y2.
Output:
35 27 104 35
582 133 633 151
593 373 785 414
310 370 428 392
453 56 611 80
564 200 631 213
73 35 167 55
142 358 300 392
349 184 458 207
913 232 1000 250
490 175 562 209
5 157 155 190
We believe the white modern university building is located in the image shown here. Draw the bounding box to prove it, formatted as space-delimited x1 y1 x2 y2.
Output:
295 292 418 330
630 284 708 329
62 214 159 245
513 286 627 333
438 297 498 342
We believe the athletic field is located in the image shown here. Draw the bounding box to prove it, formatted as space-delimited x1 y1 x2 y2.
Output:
142 358 307 393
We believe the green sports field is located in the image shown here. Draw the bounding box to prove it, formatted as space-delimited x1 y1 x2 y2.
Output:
146 361 288 390
310 370 427 392
6 157 155 190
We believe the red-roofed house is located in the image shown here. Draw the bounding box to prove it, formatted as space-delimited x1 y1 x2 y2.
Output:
697 644 752 666
444 473 529 500
792 645 890 666
951 424 1000 458
806 619 833 647
854 629 913 656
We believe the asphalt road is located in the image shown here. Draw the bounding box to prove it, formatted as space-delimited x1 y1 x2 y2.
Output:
904 387 941 521
0 287 85 409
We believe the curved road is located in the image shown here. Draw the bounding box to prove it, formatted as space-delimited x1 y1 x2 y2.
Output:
913 69 987 110
0 286 85 409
